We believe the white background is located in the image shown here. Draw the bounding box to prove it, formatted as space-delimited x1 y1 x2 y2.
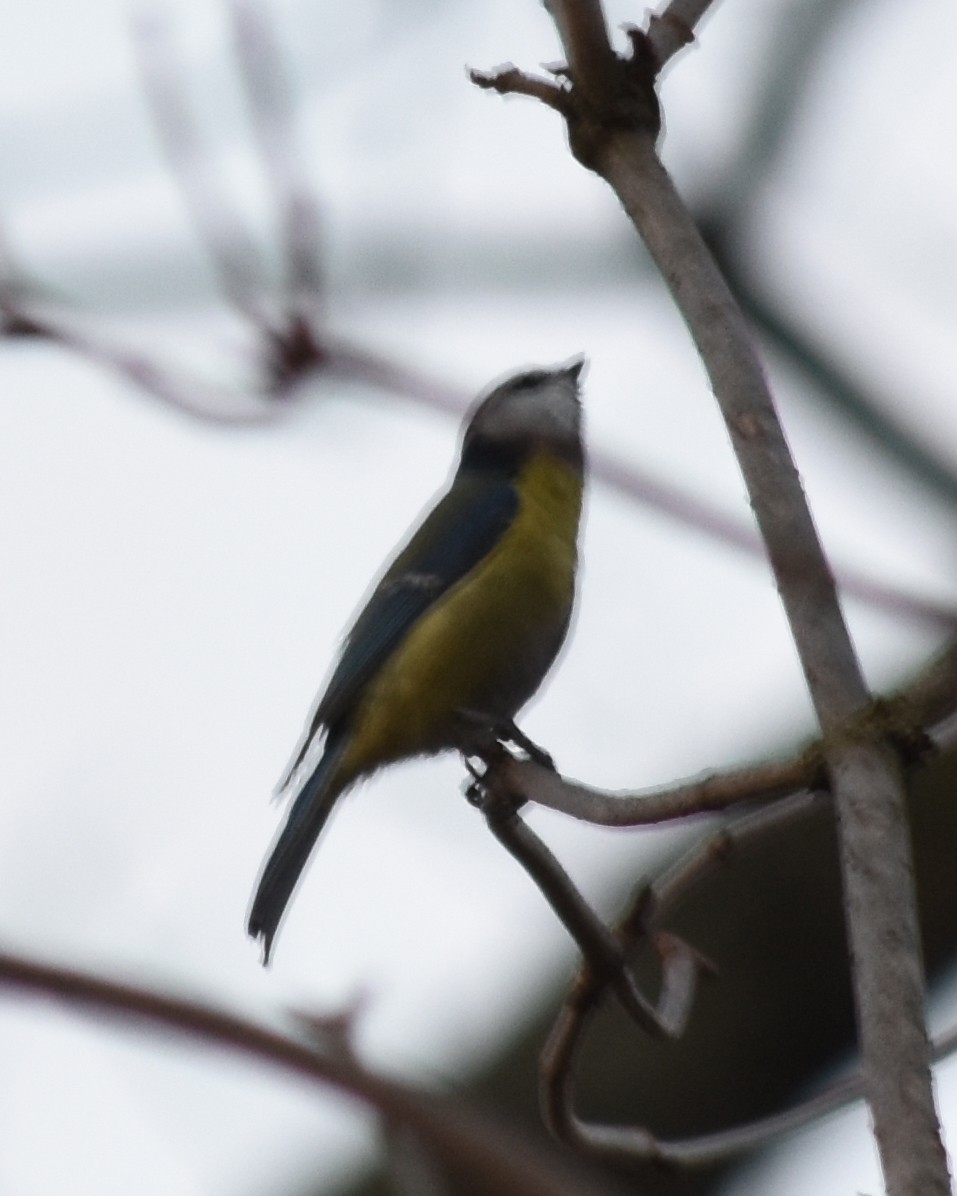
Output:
1 1 956 1192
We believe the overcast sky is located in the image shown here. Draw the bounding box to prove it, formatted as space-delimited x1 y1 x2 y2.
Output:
1 1 956 1193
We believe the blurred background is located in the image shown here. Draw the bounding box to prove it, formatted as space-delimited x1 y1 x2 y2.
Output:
1 0 956 1192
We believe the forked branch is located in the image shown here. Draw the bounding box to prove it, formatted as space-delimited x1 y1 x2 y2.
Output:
473 2 952 1190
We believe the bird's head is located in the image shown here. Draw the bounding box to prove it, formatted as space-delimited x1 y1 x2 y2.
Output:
460 356 586 471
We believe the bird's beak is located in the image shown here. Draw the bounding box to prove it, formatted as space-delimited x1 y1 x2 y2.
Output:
560 353 588 381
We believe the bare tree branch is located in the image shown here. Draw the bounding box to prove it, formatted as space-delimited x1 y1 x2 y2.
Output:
540 789 957 1165
228 0 325 319
645 0 719 69
133 10 277 334
542 0 618 107
475 4 951 1190
469 65 570 111
497 641 957 829
473 779 705 1039
0 949 618 1196
0 299 277 423
496 749 822 828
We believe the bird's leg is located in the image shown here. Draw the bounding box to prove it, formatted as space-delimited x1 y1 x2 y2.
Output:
501 720 556 771
454 708 557 772
462 754 490 806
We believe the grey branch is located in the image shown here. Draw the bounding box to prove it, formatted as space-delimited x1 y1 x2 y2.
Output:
0 950 615 1196
497 641 957 828
475 781 705 1039
542 793 957 1165
476 2 952 1189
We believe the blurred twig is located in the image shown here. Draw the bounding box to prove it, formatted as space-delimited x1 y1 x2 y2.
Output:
691 0 957 511
0 949 619 1196
133 10 277 334
711 241 957 512
228 0 324 321
134 6 327 387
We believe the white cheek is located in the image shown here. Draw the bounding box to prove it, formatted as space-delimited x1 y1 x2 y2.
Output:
502 387 581 439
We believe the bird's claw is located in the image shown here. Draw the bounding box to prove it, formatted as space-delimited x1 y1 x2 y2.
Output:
455 709 557 771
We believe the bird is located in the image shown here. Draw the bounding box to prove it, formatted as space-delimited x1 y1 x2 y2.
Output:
248 356 587 962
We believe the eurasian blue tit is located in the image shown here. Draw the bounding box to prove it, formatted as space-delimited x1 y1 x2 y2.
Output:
248 357 587 961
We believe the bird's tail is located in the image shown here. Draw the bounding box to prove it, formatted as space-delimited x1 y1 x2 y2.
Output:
247 729 350 964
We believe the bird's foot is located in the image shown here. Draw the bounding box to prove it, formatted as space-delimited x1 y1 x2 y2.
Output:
501 720 556 771
454 709 557 771
462 755 489 806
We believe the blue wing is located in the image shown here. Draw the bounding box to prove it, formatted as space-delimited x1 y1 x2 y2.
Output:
278 470 517 786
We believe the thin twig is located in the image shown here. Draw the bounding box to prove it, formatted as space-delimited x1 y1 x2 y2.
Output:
469 66 569 111
498 639 957 827
476 784 702 1039
497 749 823 827
591 444 957 631
0 950 615 1196
540 793 836 1165
541 789 957 1166
0 300 276 424
645 0 720 70
228 0 325 318
540 794 824 1158
133 10 277 333
709 231 957 515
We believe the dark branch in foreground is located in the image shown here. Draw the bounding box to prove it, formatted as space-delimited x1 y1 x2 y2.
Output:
0 950 615 1196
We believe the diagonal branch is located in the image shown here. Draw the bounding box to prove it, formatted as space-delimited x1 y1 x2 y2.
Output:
541 790 957 1165
475 3 952 1190
0 949 615 1196
645 0 720 69
133 10 277 334
474 780 705 1040
228 0 325 320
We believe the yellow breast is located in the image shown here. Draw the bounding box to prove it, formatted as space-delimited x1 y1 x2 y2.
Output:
339 450 583 780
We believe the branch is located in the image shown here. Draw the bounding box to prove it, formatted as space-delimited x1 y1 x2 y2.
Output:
540 796 824 1162
590 444 957 632
497 748 823 827
633 111 947 1196
133 10 276 334
541 790 957 1164
496 640 957 828
645 0 718 69
228 0 325 320
475 4 951 1191
469 65 570 111
473 780 706 1039
540 788 957 1165
0 949 615 1196
0 299 277 424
